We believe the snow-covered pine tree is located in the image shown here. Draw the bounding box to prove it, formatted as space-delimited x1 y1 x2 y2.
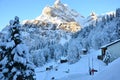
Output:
102 16 106 25
0 16 35 80
116 8 120 17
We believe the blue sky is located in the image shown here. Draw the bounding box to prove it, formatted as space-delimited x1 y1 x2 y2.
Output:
0 0 120 31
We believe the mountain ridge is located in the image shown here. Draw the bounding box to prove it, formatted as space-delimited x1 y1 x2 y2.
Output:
22 0 84 32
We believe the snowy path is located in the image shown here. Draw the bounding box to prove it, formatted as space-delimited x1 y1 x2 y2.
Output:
35 50 105 80
58 50 105 80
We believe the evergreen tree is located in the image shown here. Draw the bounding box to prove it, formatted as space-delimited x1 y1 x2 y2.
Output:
116 8 120 17
106 15 110 22
67 45 80 64
0 16 35 80
102 16 106 25
109 14 114 21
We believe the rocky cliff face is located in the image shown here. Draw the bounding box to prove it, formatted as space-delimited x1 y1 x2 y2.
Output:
23 0 83 32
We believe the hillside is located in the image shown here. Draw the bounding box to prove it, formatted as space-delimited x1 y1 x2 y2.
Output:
35 50 120 80
35 50 105 80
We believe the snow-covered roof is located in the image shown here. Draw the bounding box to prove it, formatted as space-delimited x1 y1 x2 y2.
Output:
81 48 87 51
101 39 120 48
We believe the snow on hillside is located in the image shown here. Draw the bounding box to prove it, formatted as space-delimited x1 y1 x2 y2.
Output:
35 49 120 80
83 11 115 27
35 50 106 80
83 12 98 27
93 57 120 80
59 35 71 45
101 11 115 16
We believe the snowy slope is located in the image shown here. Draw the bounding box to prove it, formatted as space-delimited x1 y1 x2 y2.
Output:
35 50 120 80
35 50 106 80
83 11 115 27
93 57 120 80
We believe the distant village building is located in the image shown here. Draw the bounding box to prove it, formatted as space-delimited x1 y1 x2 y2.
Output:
81 48 87 55
98 39 120 64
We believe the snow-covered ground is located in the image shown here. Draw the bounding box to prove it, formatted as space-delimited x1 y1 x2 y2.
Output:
35 50 107 80
93 57 120 80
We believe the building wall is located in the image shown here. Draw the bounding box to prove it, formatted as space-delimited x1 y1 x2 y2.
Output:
107 42 120 61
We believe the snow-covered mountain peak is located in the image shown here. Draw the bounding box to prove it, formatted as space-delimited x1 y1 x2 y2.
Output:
88 12 98 21
54 0 60 4
90 12 97 18
40 0 82 23
54 0 62 8
23 0 83 32
82 12 98 27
